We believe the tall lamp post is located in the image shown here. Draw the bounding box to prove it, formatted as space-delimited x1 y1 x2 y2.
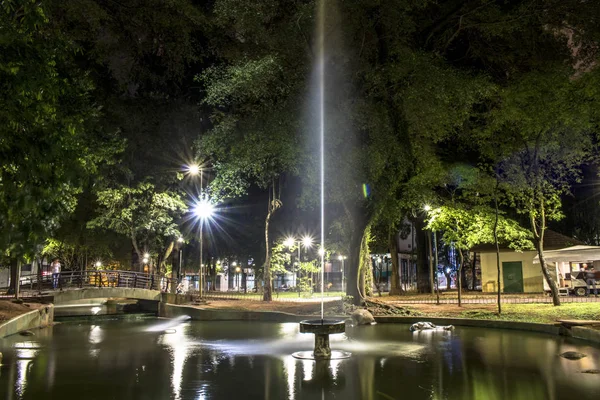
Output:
193 199 214 298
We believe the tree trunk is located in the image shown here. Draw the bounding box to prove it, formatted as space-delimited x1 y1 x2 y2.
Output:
9 258 20 298
347 212 370 305
458 248 464 307
388 231 402 295
413 216 431 293
493 193 502 314
471 251 477 290
263 208 273 302
131 231 143 272
427 230 434 295
532 198 560 306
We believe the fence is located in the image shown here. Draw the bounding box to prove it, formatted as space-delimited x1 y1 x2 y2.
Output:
1 270 177 296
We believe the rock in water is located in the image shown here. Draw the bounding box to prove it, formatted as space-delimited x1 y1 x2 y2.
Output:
351 309 375 325
560 351 587 360
581 369 600 374
19 330 35 337
410 322 455 332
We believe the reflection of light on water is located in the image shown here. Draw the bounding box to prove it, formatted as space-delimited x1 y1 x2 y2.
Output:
145 315 191 332
89 325 104 344
15 359 33 398
279 323 299 337
14 344 39 399
329 359 342 379
283 356 297 400
160 323 191 400
302 360 314 381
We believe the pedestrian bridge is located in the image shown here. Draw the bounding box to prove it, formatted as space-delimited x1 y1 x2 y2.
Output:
7 270 189 305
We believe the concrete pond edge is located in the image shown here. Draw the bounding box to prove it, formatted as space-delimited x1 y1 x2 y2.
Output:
0 305 54 339
159 303 600 345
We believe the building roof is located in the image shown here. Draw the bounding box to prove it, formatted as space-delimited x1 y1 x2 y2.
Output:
533 245 600 264
471 230 585 253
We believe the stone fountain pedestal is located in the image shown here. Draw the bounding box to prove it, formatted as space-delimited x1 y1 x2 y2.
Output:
292 319 350 360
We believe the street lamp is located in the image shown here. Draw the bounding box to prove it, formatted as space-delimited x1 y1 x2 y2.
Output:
193 199 215 297
235 266 241 291
186 164 200 176
302 236 313 249
95 261 102 269
338 255 346 293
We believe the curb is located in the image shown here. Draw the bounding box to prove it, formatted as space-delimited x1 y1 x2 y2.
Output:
571 326 600 344
0 305 54 338
159 303 347 323
374 316 562 335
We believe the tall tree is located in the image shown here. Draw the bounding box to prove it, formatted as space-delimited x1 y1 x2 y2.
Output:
0 0 116 293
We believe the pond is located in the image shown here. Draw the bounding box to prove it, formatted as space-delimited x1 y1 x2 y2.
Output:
0 318 598 399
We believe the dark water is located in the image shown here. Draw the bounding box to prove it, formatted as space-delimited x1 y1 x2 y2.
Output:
1 318 599 400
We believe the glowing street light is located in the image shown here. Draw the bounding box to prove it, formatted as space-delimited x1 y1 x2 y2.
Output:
144 253 150 259
143 257 149 264
186 164 200 176
177 237 184 243
423 204 432 212
193 200 215 220
318 248 325 256
95 261 102 268
302 236 313 248
283 237 295 248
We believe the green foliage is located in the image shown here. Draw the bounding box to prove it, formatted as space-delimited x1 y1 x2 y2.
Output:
88 183 187 262
0 0 116 260
426 206 534 252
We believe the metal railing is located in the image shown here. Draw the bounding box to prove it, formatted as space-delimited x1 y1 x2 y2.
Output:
1 270 177 295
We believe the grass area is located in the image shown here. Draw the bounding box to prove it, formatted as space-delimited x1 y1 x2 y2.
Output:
205 291 344 299
408 302 600 324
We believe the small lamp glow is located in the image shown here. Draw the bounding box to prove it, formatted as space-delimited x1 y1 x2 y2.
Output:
318 248 325 256
338 255 343 261
283 237 295 248
423 204 431 212
177 237 184 243
95 261 102 268
232 261 237 266
143 257 149 264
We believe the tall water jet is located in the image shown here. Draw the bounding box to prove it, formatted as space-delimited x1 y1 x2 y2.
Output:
293 0 350 361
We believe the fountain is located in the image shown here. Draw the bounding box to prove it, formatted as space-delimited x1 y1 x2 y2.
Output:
292 0 350 361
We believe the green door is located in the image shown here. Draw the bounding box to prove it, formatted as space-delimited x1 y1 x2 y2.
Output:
502 262 524 293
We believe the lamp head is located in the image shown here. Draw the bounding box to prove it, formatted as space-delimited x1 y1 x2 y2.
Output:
187 164 200 175
302 236 313 248
193 200 214 220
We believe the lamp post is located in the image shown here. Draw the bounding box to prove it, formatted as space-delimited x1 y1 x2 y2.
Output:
338 255 346 293
177 237 184 282
424 204 440 305
235 265 241 291
193 199 215 298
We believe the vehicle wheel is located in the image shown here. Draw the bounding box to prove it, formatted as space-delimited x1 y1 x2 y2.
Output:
575 287 587 297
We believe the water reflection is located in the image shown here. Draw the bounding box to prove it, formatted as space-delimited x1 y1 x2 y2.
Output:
0 320 598 400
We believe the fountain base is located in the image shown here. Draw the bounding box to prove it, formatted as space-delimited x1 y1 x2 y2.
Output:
292 319 351 360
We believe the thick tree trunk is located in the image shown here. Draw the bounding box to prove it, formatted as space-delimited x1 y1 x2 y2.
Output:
471 251 477 290
347 212 370 305
8 258 20 298
388 231 402 295
413 216 431 293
